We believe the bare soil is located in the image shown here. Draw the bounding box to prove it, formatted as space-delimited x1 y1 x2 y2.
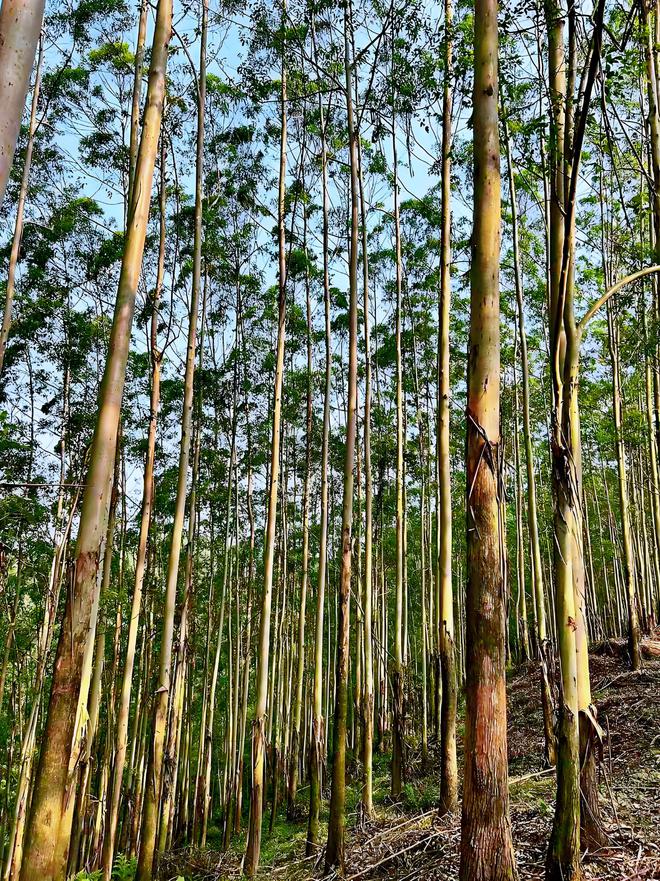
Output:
161 652 660 880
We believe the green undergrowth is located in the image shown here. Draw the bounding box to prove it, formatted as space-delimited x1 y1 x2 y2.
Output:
73 852 136 881
509 774 555 817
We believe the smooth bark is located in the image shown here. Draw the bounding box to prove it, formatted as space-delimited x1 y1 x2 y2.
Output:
244 4 287 870
135 6 203 876
18 3 171 876
0 0 45 211
325 10 359 872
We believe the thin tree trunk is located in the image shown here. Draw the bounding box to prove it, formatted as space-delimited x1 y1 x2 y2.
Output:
324 9 358 872
287 199 312 819
307 17 331 849
244 2 287 869
135 5 203 875
199 364 235 847
356 122 374 820
391 59 406 801
512 353 530 662
606 299 641 669
437 0 458 814
503 115 555 763
102 136 166 881
127 0 148 207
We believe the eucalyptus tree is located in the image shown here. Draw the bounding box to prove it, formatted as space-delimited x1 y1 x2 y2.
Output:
459 0 517 876
324 3 359 870
307 12 333 852
543 0 606 873
437 0 458 814
0 188 103 881
136 3 207 876
102 141 167 880
391 76 406 800
244 2 289 872
1 1 660 878
19 1 172 876
0 37 43 376
502 106 555 764
0 0 45 211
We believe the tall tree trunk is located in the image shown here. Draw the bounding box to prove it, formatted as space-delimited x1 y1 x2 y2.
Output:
544 0 606 871
437 0 458 815
135 4 203 875
642 297 660 620
606 300 641 669
19 3 171 877
324 9 358 872
307 17 331 849
503 116 555 764
234 339 256 835
287 200 312 819
244 2 287 870
459 0 517 877
57 442 120 876
199 364 235 847
357 124 374 820
544 0 583 868
159 323 204 854
102 136 167 881
391 75 406 800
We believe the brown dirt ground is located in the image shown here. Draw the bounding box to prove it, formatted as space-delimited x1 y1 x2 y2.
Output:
162 653 660 880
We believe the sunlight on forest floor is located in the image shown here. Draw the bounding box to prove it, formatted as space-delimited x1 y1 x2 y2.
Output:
159 652 660 881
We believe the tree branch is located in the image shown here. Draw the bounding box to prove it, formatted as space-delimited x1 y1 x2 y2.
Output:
577 265 660 336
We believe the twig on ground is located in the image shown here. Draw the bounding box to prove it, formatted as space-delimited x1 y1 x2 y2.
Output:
509 766 555 785
345 830 446 881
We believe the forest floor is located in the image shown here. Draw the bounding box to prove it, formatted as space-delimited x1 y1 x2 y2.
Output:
162 652 660 880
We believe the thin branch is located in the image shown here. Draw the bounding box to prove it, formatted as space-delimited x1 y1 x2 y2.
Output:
578 265 660 336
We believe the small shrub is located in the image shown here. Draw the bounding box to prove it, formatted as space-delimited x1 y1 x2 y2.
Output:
112 853 136 881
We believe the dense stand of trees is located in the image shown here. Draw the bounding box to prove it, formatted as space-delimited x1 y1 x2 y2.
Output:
0 0 658 880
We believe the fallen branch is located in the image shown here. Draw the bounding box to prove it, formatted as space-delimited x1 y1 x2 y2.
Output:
591 638 660 660
346 831 446 881
364 807 438 842
509 766 556 786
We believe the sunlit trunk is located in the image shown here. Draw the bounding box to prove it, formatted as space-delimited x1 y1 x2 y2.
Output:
459 0 517 876
0 0 45 210
19 3 171 876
